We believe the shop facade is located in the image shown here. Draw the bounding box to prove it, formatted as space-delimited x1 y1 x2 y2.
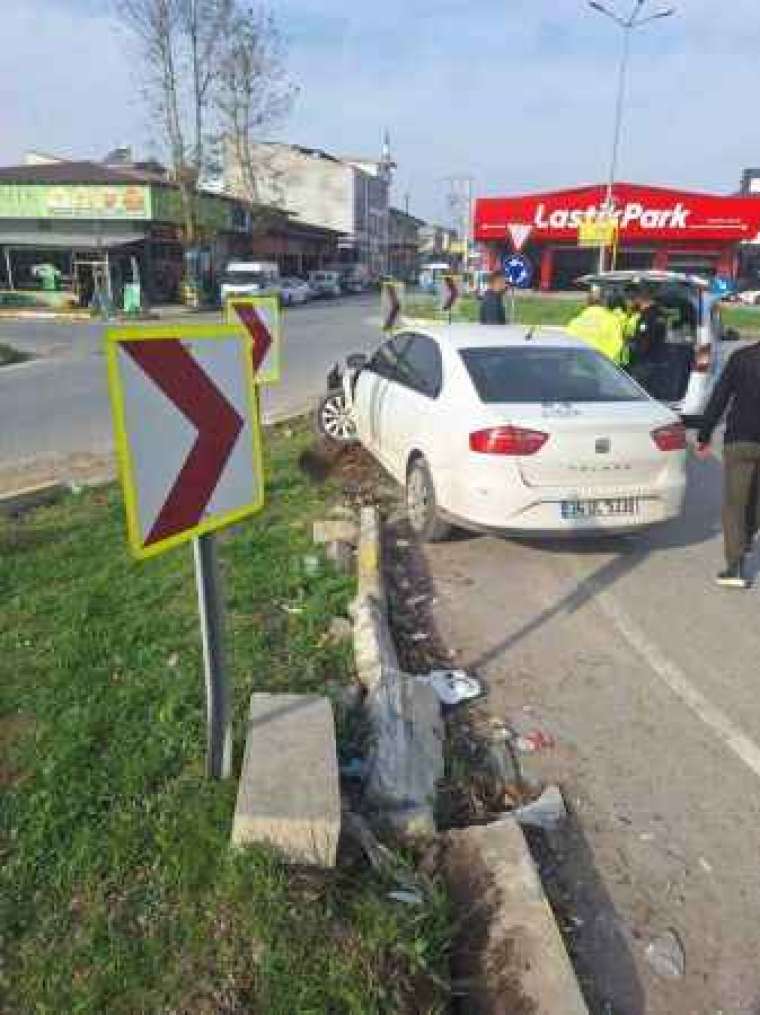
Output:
474 182 760 290
0 161 251 307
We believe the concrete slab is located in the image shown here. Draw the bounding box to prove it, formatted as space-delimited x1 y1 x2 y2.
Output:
0 481 65 517
231 693 341 867
444 819 589 1015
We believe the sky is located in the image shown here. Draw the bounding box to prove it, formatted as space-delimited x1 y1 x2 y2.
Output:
2 0 759 225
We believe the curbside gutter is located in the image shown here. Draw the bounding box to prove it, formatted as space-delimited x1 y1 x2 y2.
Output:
352 505 444 840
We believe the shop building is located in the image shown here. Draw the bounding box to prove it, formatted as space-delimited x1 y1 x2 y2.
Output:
474 182 760 290
0 157 252 306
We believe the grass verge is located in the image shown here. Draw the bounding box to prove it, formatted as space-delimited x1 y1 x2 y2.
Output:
0 342 31 367
406 293 760 333
0 420 451 1015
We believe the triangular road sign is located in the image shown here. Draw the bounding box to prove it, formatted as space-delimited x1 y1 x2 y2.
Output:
507 222 532 252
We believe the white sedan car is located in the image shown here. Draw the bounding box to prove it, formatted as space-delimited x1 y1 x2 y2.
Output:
352 324 688 540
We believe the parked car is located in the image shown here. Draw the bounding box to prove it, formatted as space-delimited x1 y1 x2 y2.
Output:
578 270 736 426
308 270 342 298
317 324 688 541
220 261 281 302
736 288 760 306
280 277 312 306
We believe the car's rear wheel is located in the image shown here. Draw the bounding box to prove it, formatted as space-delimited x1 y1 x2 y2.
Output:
406 457 451 542
316 390 357 444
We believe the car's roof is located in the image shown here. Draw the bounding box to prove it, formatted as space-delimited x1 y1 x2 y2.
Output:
578 269 710 290
403 321 587 351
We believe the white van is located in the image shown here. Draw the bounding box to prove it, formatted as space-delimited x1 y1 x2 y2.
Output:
220 261 281 301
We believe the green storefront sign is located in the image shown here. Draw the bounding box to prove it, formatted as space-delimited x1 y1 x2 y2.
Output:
0 183 246 233
0 184 152 220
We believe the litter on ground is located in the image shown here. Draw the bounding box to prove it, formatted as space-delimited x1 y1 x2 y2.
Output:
416 669 484 707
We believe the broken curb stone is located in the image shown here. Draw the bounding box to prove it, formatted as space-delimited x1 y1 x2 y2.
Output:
509 785 567 831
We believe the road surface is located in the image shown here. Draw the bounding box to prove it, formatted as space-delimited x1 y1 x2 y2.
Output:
0 296 378 490
422 447 760 1015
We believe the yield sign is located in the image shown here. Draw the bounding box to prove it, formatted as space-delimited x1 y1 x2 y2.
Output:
225 294 281 385
507 222 532 252
106 324 264 559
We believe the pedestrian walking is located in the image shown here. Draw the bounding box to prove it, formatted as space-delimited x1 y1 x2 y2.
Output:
479 270 507 325
696 341 760 588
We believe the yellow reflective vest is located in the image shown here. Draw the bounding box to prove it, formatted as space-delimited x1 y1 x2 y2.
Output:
566 306 625 364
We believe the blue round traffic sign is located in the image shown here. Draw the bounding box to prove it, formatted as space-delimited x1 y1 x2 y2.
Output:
502 253 533 289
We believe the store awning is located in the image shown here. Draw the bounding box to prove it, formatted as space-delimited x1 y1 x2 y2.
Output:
0 230 146 249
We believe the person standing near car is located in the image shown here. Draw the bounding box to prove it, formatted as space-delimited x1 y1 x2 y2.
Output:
629 283 666 364
696 340 760 588
566 287 625 363
479 270 507 325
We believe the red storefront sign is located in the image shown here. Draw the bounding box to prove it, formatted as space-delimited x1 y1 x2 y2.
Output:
475 183 760 246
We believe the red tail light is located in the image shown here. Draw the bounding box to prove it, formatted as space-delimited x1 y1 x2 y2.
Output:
652 423 687 451
694 344 712 373
469 426 549 455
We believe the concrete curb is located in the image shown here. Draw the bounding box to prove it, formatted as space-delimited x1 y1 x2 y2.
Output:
352 505 444 840
444 818 590 1014
0 481 67 517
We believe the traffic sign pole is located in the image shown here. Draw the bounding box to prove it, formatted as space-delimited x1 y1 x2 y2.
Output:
193 532 232 780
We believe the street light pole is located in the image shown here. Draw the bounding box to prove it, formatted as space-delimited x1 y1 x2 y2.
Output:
588 0 675 271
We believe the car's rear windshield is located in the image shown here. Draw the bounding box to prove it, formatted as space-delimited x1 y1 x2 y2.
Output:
460 346 648 403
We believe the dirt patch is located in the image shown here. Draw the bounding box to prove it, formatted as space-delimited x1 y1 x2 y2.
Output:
0 713 36 787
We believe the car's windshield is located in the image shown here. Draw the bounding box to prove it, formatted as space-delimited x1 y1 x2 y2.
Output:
460 346 648 403
223 271 270 286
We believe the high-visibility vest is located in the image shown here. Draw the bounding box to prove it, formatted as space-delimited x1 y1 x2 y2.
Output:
611 308 639 365
566 306 625 364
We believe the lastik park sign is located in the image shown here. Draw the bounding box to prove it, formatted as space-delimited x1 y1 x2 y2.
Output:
475 183 760 245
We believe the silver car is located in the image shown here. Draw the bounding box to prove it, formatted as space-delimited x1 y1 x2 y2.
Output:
579 270 738 425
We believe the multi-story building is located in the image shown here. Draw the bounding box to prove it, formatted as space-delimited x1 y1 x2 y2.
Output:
224 139 395 278
388 207 425 281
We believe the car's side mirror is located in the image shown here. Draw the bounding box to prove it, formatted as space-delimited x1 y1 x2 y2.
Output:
722 327 741 342
347 353 368 370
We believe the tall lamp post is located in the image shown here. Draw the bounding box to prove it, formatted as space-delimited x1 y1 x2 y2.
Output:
588 0 675 270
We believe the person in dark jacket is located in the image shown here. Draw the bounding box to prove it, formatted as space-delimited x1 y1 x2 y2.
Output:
696 341 760 587
479 271 507 325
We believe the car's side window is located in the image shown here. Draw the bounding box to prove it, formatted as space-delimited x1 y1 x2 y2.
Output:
367 337 404 381
394 334 443 399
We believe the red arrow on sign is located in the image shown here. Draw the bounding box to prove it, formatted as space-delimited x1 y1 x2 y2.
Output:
442 276 458 313
122 339 244 546
383 285 400 331
229 302 273 374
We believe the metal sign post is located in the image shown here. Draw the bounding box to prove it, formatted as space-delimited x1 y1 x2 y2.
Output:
193 532 232 780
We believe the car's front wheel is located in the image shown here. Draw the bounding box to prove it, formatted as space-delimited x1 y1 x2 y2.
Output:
316 390 357 444
406 457 451 542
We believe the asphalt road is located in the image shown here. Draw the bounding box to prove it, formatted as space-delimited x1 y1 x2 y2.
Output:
0 295 379 483
423 447 760 1015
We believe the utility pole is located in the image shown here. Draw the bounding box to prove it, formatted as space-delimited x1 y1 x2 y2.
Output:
588 1 675 270
441 175 474 272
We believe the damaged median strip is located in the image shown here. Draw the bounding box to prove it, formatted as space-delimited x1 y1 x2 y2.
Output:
349 500 590 1012
0 421 453 1014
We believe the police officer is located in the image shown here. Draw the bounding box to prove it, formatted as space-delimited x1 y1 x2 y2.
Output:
479 270 507 325
566 287 625 364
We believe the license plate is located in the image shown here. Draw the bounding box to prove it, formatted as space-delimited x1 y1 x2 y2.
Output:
561 497 639 519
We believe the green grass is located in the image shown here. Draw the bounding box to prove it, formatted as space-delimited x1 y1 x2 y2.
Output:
0 422 451 1015
0 342 31 367
405 293 583 326
723 304 760 331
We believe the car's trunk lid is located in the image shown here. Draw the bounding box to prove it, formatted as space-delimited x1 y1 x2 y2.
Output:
477 401 676 490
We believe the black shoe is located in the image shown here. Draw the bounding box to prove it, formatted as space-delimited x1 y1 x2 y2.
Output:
716 563 749 589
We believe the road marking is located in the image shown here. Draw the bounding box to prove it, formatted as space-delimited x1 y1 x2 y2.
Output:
596 588 760 781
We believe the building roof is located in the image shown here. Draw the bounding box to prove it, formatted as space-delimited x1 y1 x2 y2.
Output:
389 207 426 226
0 160 169 186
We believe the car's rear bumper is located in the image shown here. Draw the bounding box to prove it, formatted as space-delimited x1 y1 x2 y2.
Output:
438 461 686 535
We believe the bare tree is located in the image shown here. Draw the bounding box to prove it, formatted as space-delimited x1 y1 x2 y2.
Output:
213 5 298 232
115 0 234 244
